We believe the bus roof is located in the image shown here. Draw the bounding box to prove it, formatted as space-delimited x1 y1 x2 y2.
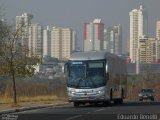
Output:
69 51 116 61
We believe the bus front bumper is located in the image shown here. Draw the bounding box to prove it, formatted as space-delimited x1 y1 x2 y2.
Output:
68 94 109 102
67 86 110 103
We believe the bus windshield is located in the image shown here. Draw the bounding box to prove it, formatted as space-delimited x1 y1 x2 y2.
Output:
67 61 106 88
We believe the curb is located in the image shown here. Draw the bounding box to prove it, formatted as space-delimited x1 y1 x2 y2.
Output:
0 102 68 115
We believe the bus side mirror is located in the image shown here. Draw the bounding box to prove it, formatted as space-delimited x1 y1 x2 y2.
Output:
106 64 109 80
63 63 68 74
106 64 108 73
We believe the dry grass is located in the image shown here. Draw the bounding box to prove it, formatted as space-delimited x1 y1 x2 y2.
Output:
0 95 67 104
0 82 67 104
18 95 66 102
0 97 12 104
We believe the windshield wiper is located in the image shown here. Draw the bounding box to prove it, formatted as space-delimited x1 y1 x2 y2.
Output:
89 78 96 88
76 77 97 88
75 77 85 88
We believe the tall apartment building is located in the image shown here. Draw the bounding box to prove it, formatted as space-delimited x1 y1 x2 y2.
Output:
72 31 78 51
156 21 160 63
43 26 51 57
83 19 104 51
105 25 122 55
0 19 6 55
129 5 148 63
139 36 158 63
156 40 160 63
156 21 160 40
28 24 43 58
51 27 73 60
104 29 107 50
16 13 33 47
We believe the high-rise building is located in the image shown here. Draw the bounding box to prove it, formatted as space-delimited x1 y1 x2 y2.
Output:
16 13 33 46
129 5 148 63
43 26 51 57
51 27 73 60
103 29 107 50
61 28 73 60
0 19 7 55
83 19 104 51
156 21 160 63
51 27 61 59
139 36 158 63
105 25 122 55
156 21 160 40
156 40 160 63
72 31 78 51
28 24 43 58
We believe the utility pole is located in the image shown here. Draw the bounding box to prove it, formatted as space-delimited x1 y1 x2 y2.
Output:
136 48 140 74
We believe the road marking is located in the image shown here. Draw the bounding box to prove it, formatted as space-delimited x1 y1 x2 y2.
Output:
66 115 83 120
94 108 105 112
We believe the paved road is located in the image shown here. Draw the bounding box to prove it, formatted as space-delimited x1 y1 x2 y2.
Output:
5 101 160 120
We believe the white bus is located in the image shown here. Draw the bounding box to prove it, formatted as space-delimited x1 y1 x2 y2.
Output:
64 51 127 107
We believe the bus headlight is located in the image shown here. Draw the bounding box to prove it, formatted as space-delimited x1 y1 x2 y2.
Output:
98 90 104 94
71 91 75 94
70 90 75 94
98 90 102 94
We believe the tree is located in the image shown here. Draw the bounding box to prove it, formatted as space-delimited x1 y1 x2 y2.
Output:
43 55 58 63
0 20 40 105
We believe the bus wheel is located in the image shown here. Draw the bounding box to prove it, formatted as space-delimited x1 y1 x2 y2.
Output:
110 89 113 101
114 98 123 104
119 98 123 104
103 101 110 107
74 102 79 107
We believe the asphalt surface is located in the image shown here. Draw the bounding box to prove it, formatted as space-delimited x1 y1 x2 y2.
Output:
1 101 160 120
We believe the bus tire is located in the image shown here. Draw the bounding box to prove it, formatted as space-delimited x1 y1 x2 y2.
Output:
119 98 123 104
103 101 110 106
74 102 79 107
121 88 124 99
114 98 123 104
110 89 113 101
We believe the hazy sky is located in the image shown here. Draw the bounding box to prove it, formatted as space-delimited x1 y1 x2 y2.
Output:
1 0 160 53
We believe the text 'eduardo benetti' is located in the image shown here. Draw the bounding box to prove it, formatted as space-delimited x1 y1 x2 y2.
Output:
117 114 158 120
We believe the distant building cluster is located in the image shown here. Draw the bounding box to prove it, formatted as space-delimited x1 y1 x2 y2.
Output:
83 19 122 56
43 26 74 60
14 4 160 64
138 36 159 63
104 25 122 55
129 5 160 64
15 14 123 60
16 13 77 60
